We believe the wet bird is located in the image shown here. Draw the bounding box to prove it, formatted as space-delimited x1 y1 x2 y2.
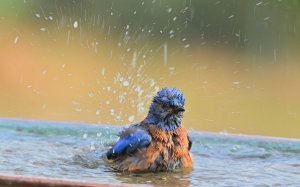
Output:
106 88 193 172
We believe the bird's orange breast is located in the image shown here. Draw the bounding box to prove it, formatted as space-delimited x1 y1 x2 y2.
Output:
112 124 193 172
142 124 193 169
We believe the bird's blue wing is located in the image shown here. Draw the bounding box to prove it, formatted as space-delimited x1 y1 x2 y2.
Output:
107 125 151 160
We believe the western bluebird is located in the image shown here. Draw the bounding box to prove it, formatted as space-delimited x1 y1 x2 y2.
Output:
106 88 193 172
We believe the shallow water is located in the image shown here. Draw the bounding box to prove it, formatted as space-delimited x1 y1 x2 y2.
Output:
0 118 300 186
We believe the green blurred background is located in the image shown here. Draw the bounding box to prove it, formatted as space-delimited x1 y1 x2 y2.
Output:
0 0 300 138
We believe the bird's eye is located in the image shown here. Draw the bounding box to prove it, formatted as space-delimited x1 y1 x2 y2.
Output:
162 105 172 112
166 108 173 112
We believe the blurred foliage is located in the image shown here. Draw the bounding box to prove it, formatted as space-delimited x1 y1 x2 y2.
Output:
1 0 300 138
1 0 300 54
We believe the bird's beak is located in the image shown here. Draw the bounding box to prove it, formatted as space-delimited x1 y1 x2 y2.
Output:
173 107 185 113
178 108 185 112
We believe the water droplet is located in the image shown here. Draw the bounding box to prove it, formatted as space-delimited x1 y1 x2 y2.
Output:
96 109 100 116
256 2 263 6
88 91 94 98
14 36 19 44
73 21 78 28
184 44 190 48
128 115 135 122
123 81 129 87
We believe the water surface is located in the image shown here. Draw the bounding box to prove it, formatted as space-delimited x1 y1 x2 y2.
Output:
0 118 300 186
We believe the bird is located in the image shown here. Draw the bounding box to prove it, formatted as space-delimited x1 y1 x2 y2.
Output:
106 87 193 172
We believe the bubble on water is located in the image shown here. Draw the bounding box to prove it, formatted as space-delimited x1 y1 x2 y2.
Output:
128 115 135 122
231 145 241 152
48 16 53 20
233 81 240 85
73 21 78 28
172 17 177 21
40 28 46 32
83 133 88 139
35 13 41 18
96 132 102 137
228 15 234 19
90 142 95 151
167 8 172 13
264 17 270 21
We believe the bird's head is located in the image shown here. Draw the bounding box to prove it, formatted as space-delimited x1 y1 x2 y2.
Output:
144 88 185 131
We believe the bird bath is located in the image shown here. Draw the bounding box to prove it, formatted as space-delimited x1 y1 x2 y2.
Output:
0 118 300 186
